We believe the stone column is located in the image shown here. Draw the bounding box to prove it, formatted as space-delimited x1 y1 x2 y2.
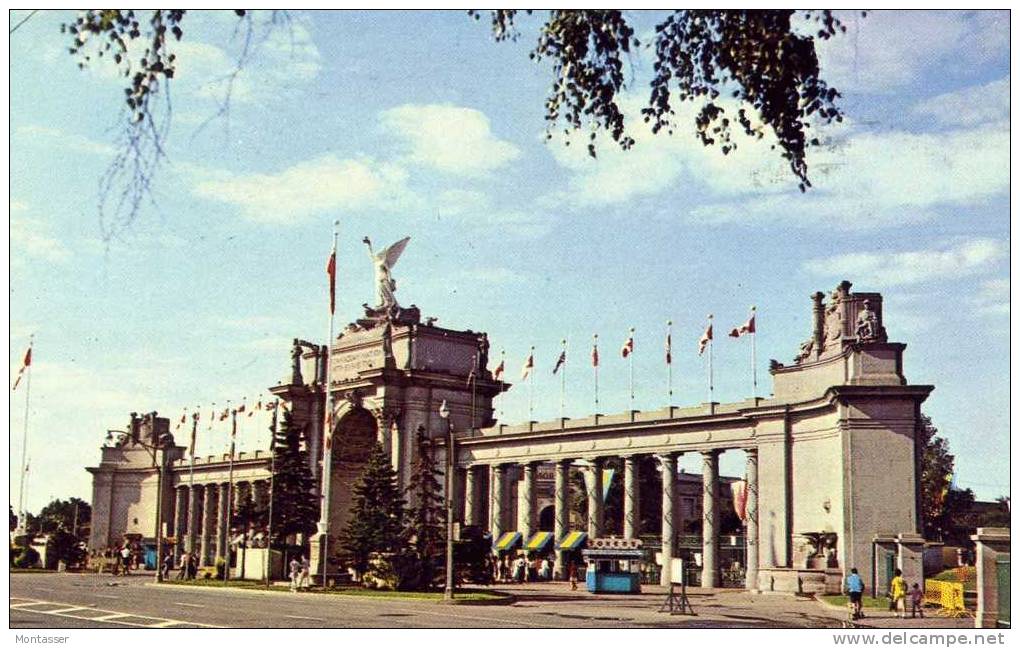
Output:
702 450 720 588
554 459 570 579
216 482 229 560
659 453 677 586
490 464 506 543
200 484 216 566
745 448 759 592
174 487 188 561
464 466 478 527
519 462 537 542
586 457 604 538
623 455 640 539
186 485 200 555
972 527 1010 628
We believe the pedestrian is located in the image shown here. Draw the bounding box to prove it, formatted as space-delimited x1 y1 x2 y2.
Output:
889 568 907 618
568 561 578 591
910 583 925 618
540 557 551 580
161 553 173 580
177 551 190 580
845 567 865 620
120 545 132 574
514 555 526 583
299 555 311 590
289 556 301 592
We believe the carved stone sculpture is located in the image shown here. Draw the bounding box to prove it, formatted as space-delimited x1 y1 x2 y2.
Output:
363 236 410 317
855 299 880 342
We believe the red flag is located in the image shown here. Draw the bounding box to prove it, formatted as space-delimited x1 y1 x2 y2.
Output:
732 480 749 523
520 349 534 380
698 317 713 356
219 408 230 421
11 345 31 391
326 244 337 315
552 350 566 374
665 326 672 365
237 401 246 413
493 359 505 381
591 337 599 367
729 307 757 338
620 329 634 358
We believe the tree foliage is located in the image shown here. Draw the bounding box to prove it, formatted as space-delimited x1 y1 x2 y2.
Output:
268 408 319 546
337 443 407 577
475 9 854 190
918 415 957 540
403 431 446 590
34 498 91 539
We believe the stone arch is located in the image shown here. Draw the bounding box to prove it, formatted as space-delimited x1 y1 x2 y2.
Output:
325 406 379 539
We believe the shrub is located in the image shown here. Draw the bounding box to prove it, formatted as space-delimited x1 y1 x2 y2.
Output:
215 557 226 580
13 546 40 568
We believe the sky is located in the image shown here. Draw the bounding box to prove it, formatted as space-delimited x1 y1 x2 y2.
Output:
7 10 1010 514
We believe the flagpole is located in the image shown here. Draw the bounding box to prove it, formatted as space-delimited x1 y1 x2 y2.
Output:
186 410 197 558
16 334 33 533
750 306 758 400
593 334 600 415
264 400 278 588
498 349 505 422
528 346 535 421
559 339 567 420
471 353 478 430
224 408 236 582
319 219 340 587
667 320 673 405
628 328 635 409
708 314 715 404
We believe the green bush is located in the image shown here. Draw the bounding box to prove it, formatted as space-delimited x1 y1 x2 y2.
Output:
13 546 39 568
215 557 226 580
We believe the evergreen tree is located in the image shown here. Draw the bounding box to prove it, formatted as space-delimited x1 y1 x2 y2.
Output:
338 443 407 578
268 408 319 547
404 431 446 591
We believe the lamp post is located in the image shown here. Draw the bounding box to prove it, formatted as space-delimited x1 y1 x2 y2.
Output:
438 400 455 602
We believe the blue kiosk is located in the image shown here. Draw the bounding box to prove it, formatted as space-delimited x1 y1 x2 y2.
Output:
582 537 643 594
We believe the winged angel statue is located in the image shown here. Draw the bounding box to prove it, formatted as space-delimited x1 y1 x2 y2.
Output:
363 236 410 315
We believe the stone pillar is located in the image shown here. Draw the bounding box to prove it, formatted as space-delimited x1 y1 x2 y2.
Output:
554 459 570 579
186 485 200 555
745 448 760 592
972 527 1010 629
200 484 216 566
216 482 229 560
464 466 479 527
174 487 188 561
623 455 640 539
519 462 537 542
659 453 677 587
702 450 720 588
586 457 604 538
490 464 506 543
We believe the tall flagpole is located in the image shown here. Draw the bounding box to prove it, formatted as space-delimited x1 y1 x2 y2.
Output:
471 353 478 429
264 400 279 587
708 314 715 404
593 334 600 415
319 220 340 586
750 306 758 400
528 346 535 421
666 320 673 405
628 328 635 409
559 339 567 419
16 334 33 533
223 408 237 582
498 349 505 422
186 410 197 558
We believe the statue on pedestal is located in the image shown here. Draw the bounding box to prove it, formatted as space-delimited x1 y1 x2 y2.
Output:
363 236 410 318
855 299 881 342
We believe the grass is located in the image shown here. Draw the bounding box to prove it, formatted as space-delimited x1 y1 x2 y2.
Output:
820 594 893 610
10 568 57 574
159 578 509 602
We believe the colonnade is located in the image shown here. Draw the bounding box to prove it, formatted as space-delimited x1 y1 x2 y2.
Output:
172 479 271 567
459 448 759 589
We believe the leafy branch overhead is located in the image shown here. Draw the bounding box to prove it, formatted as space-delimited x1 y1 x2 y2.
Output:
474 9 856 191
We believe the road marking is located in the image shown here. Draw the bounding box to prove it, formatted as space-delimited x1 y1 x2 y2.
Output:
285 614 325 621
93 594 120 599
173 602 204 608
9 598 225 628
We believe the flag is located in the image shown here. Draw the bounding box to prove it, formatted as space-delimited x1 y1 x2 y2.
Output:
326 241 337 315
665 325 672 365
553 349 566 374
731 480 749 523
520 349 534 380
248 399 261 417
493 359 505 381
620 329 634 358
591 337 599 367
11 345 31 391
237 401 246 414
219 408 230 421
729 307 757 338
189 420 197 458
265 401 277 411
698 317 713 356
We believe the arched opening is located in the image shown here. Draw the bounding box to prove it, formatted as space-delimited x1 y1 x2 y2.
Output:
538 505 555 532
327 408 378 540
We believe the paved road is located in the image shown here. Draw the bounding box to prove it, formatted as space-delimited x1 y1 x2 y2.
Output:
10 573 966 629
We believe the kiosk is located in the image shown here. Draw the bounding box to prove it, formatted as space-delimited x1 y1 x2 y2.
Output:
582 537 643 594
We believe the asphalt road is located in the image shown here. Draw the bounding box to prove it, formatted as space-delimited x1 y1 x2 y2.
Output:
9 572 918 629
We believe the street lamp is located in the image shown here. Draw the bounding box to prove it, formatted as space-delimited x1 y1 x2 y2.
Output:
105 425 174 583
438 400 455 602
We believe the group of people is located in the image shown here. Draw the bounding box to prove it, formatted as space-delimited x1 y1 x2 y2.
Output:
288 555 312 591
845 567 925 620
493 553 553 583
173 550 200 580
89 544 138 575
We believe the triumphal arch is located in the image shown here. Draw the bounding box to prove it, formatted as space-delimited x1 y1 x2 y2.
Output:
88 236 932 595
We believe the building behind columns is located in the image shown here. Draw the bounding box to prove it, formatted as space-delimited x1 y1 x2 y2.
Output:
87 280 933 593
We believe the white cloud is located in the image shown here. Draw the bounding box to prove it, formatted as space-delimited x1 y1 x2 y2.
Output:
973 278 1009 316
814 11 1008 94
381 104 521 176
15 125 114 157
802 238 1008 287
431 188 551 238
192 154 418 221
912 77 1009 128
10 202 70 264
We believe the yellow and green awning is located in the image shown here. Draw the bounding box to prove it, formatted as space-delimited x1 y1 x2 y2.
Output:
494 531 522 551
525 531 553 552
558 531 588 551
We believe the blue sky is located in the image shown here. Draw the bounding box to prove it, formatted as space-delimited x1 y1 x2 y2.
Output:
8 10 1010 512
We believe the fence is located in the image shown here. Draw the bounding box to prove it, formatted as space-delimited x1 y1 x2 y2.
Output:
924 579 969 617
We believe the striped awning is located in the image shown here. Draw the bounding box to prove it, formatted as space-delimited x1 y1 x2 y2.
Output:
558 531 587 551
494 531 522 551
525 531 553 552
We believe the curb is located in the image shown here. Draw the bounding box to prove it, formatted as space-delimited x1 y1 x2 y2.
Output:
146 582 515 606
